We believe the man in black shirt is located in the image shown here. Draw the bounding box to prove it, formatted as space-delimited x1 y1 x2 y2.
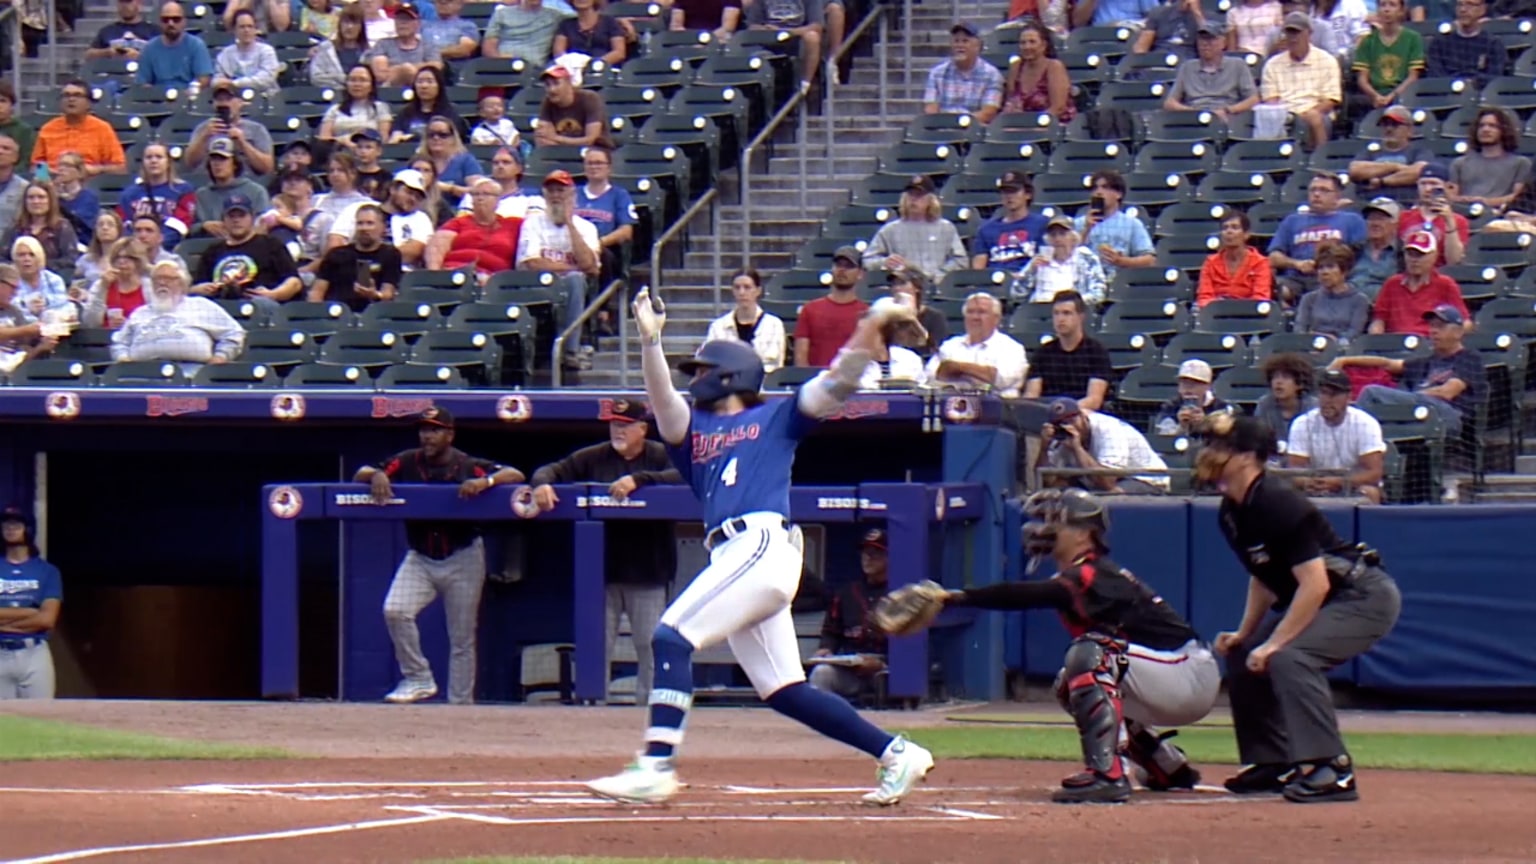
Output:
528 398 682 704
938 489 1218 803
354 407 525 705
191 193 303 314
308 204 403 312
1022 291 1112 410
807 528 891 701
1197 414 1401 803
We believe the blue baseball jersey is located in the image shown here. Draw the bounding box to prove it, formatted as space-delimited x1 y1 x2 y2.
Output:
1 557 62 640
666 397 820 529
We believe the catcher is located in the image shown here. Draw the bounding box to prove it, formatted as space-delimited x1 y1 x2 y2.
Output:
873 489 1220 804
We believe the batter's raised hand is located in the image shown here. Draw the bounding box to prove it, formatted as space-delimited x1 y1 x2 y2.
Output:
632 287 666 341
369 472 394 505
532 484 559 511
608 475 638 501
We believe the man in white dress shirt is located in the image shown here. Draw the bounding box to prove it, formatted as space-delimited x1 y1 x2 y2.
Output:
1286 369 1387 504
923 292 1028 397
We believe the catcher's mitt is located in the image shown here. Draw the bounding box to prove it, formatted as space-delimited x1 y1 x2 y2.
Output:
871 580 949 636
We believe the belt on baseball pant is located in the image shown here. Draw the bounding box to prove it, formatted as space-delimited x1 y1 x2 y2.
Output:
0 637 43 650
705 514 788 551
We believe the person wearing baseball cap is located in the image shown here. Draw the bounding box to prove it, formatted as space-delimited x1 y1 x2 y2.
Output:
920 21 1002 123
534 63 611 149
366 2 440 87
1040 395 1171 494
518 163 602 371
1352 197 1402 298
1345 103 1433 205
1259 9 1341 150
1398 161 1468 267
1154 358 1235 437
808 527 893 700
0 503 62 700
1285 368 1386 504
190 188 301 309
861 173 967 284
794 244 870 368
973 169 1047 271
346 128 391 202
1013 214 1108 306
1366 229 1471 337
1164 19 1260 116
353 408 525 706
1349 0 1424 120
182 71 276 177
193 134 272 239
1333 301 1486 438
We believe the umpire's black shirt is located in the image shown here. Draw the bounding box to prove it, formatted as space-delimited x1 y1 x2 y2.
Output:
1218 472 1358 610
379 447 504 559
529 441 682 585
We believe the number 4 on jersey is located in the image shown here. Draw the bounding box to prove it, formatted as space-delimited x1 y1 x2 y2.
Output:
721 457 739 487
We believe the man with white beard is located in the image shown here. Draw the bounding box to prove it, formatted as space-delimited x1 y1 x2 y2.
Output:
110 261 246 374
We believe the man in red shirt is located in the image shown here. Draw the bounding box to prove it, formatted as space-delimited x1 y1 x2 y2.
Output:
1367 231 1470 337
792 245 868 368
1395 162 1467 268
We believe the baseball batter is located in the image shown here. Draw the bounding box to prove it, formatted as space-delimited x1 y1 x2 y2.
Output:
586 288 935 807
1198 414 1401 803
0 506 62 700
355 407 525 705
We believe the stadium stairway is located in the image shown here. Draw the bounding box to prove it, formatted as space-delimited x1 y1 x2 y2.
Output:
583 0 1005 387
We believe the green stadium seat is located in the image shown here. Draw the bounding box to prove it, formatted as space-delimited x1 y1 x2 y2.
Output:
1134 139 1222 178
5 358 97 387
375 363 469 389
961 140 1049 175
318 329 411 371
358 301 446 340
272 301 358 338
99 361 189 387
1107 266 1193 303
284 362 373 387
1141 110 1228 144
1251 332 1340 366
1195 298 1284 337
1046 140 1133 176
983 110 1061 146
446 302 538 385
903 112 986 148
192 361 283 388
1162 331 1248 373
409 329 504 387
243 329 320 374
874 141 964 181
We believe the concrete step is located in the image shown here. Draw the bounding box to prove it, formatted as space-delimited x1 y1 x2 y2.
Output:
740 174 852 193
761 155 883 176
765 140 898 159
736 187 851 209
712 217 824 238
684 249 793 271
1516 453 1536 474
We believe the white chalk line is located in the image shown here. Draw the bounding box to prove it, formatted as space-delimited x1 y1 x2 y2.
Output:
383 805 982 826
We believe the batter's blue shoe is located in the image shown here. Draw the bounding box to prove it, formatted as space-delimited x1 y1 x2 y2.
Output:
586 755 682 804
862 735 934 806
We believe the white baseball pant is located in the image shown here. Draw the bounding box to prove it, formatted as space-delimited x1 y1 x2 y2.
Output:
0 642 55 699
382 539 486 704
1120 639 1222 727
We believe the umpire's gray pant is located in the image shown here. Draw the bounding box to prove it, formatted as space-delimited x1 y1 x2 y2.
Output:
383 540 486 705
603 583 668 705
1227 570 1401 765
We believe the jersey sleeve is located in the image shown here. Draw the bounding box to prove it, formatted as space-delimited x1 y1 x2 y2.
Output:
953 579 1072 611
783 392 824 442
41 563 63 603
466 456 504 479
377 449 416 477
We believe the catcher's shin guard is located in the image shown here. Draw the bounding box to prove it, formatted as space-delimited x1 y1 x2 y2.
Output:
1124 720 1200 791
1062 637 1126 781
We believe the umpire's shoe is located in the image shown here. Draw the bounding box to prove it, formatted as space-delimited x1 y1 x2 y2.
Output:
1283 755 1359 803
1223 763 1297 794
1052 771 1132 804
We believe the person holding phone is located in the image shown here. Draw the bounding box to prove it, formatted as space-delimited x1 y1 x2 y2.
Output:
1071 170 1155 285
1395 162 1467 268
183 82 275 178
86 0 160 60
308 204 402 313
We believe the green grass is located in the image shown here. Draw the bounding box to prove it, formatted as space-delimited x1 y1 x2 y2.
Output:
895 726 1536 774
0 715 290 760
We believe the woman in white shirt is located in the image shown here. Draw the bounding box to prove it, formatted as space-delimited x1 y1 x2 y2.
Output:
1010 217 1107 306
702 268 786 372
317 64 393 145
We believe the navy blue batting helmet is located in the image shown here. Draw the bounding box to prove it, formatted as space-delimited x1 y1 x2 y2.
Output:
677 340 765 404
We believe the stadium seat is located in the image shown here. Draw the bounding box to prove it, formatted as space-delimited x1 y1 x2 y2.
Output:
792 236 868 270
941 172 1013 211
318 329 411 371
273 301 358 338
1465 232 1536 271
1399 77 1479 116
1115 50 1184 83
1212 364 1271 410
1195 171 1276 206
612 143 690 212
671 84 752 162
1251 332 1341 366
446 302 538 384
52 327 116 370
820 204 895 242
1030 173 1095 209
1195 299 1284 336
408 330 504 387
1219 139 1305 177
1355 107 1440 141
1438 264 1511 308
1006 302 1055 341
1046 140 1133 176
99 361 188 387
1122 171 1194 209
1065 25 1137 59
874 142 964 181
1106 266 1193 303
481 270 562 307
1134 139 1222 178
213 298 273 330
1153 202 1231 238
1475 298 1536 337
191 362 283 388
694 52 776 134
615 55 694 98
764 367 819 390
375 364 469 389
243 329 320 374
637 113 722 193
1162 331 1249 373
903 113 986 148
1112 363 1182 429
937 269 1011 301
1141 110 1229 144
285 362 373 388
1100 298 1191 341
1097 331 1160 374
1350 332 1435 360
962 140 1049 176
5 358 96 387
359 302 446 340
983 111 1061 145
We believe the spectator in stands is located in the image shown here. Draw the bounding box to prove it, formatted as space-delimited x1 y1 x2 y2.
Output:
554 0 627 67
1450 109 1531 213
112 260 246 369
117 143 196 249
350 130 391 202
535 66 611 148
1399 162 1468 267
193 140 271 239
1011 216 1108 307
999 20 1074 122
1022 290 1112 410
1348 0 1421 117
409 155 461 225
319 68 394 147
137 2 213 92
793 245 868 368
1407 0 1453 21
12 237 69 317
0 85 34 181
1312 0 1369 60
52 153 100 243
308 204 403 311
415 118 486 202
367 3 442 86
192 194 303 311
86 0 159 62
1254 352 1317 449
0 138 24 232
517 170 600 370
807 528 890 700
75 211 125 286
130 215 188 270
1154 359 1235 436
309 154 372 246
1425 0 1508 87
1367 230 1469 335
886 269 945 356
1039 397 1171 493
860 312 928 388
667 0 742 42
1259 13 1340 150
308 3 370 89
1335 303 1486 435
0 184 78 270
470 93 521 148
1132 0 1207 61
1263 0 1340 55
1347 106 1431 204
744 0 827 92
425 0 482 62
426 178 525 279
273 141 315 192
392 67 470 142
458 147 543 218
925 293 1029 397
0 264 58 370
185 83 276 177
1074 170 1156 285
213 10 282 98
1287 368 1385 503
703 268 786 372
575 145 635 288
1294 240 1370 342
922 22 1002 123
1267 172 1366 300
483 0 574 66
260 170 322 266
31 83 127 177
972 169 1049 274
358 0 397 43
223 0 290 33
81 238 151 328
300 0 339 39
1073 0 1159 27
1165 22 1261 118
328 170 437 269
862 175 967 284
1198 210 1273 307
1353 197 1401 299
1227 0 1284 54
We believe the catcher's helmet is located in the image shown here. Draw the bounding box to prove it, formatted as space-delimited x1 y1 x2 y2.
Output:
677 339 766 405
1022 489 1109 559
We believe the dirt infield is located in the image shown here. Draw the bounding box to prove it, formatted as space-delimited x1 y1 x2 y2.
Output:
2 702 1534 864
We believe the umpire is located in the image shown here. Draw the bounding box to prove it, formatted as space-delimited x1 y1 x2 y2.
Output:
1196 414 1401 803
355 407 525 706
529 398 682 705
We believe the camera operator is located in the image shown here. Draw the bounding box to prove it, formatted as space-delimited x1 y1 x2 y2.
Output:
1038 397 1170 495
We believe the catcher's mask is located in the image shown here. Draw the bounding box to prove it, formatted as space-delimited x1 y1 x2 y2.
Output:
677 339 766 407
1022 488 1109 572
1194 413 1277 487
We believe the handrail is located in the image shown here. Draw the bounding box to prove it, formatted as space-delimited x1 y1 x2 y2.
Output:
824 1 896 163
551 277 627 389
618 187 720 388
739 80 812 271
